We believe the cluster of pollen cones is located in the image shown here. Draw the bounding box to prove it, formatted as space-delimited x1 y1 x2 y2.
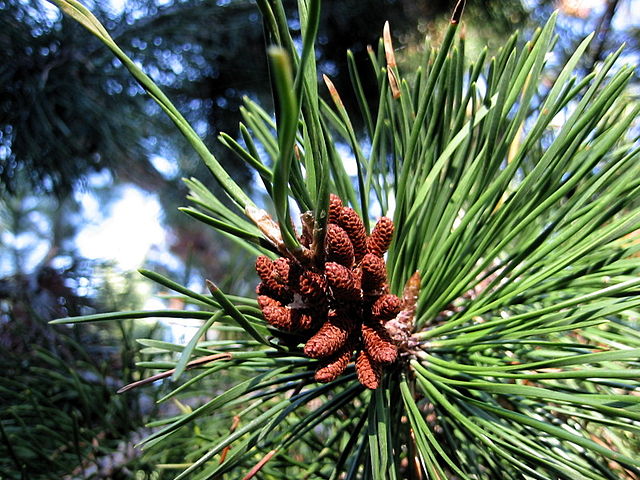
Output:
255 194 401 389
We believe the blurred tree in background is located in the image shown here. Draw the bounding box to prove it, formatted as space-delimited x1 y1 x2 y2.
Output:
3 0 638 206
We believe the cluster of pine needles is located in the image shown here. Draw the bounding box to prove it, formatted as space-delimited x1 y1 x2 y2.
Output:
49 0 640 478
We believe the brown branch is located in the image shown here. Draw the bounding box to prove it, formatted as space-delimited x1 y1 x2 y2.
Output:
219 415 241 465
589 0 621 71
117 353 232 393
241 450 278 480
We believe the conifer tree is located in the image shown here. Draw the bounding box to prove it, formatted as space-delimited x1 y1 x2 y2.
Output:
49 0 640 478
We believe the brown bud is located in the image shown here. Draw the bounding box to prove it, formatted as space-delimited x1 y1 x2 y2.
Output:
367 217 394 257
298 271 327 304
257 294 275 310
315 343 352 383
273 257 300 288
371 294 401 321
304 310 353 358
325 262 361 300
325 223 354 267
292 309 321 331
256 282 269 296
255 256 274 283
257 295 294 330
300 211 314 247
256 256 290 298
337 207 367 262
356 349 382 389
328 193 344 225
361 322 397 364
361 253 387 292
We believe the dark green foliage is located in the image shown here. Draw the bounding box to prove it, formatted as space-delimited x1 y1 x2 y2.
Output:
0 325 159 479
0 0 149 196
0 193 162 478
0 0 536 198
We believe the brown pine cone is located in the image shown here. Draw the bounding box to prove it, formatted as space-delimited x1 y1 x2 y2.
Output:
257 295 294 330
338 207 367 262
298 271 327 304
361 322 398 364
304 310 353 358
325 223 355 267
361 253 387 292
328 193 344 225
272 257 298 287
367 217 394 257
371 294 402 321
356 349 382 389
315 343 352 383
255 256 274 282
255 256 289 298
325 262 361 300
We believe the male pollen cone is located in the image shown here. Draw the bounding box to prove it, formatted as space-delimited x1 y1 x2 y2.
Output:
325 223 355 267
255 256 289 299
356 350 382 390
257 295 294 330
372 294 402 321
325 262 360 300
361 253 387 292
273 257 296 286
337 207 367 262
367 216 394 257
298 271 327 304
328 193 344 225
255 256 273 281
304 311 352 358
315 343 352 383
361 322 398 364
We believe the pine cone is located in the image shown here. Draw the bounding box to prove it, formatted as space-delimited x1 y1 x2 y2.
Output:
255 256 290 298
257 295 294 330
361 322 398 364
304 310 353 358
298 271 327 304
356 349 382 389
325 223 355 267
337 207 367 262
361 253 387 292
371 294 402 321
325 262 361 300
367 217 394 257
255 256 273 282
273 257 298 287
328 193 344 225
315 343 352 383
